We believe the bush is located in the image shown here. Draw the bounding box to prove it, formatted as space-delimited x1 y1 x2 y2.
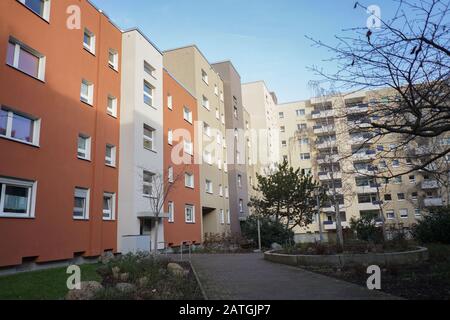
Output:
412 207 450 244
241 216 294 249
350 214 383 244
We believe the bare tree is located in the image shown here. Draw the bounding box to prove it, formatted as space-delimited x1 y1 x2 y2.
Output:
307 0 450 176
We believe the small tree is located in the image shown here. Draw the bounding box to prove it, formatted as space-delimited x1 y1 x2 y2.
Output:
241 216 294 249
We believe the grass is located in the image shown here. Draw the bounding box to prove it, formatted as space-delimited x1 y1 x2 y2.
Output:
303 243 450 300
0 263 101 300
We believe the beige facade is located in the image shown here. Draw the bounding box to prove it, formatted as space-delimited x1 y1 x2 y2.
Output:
163 46 230 238
276 89 449 243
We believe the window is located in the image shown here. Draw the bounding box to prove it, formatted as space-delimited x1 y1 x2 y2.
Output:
168 201 174 223
234 106 238 119
224 161 228 173
225 186 229 198
217 158 222 170
143 124 155 151
73 188 89 220
185 173 194 188
227 209 231 225
108 49 118 71
7 38 45 80
166 129 173 145
144 61 155 77
167 95 173 110
103 192 115 221
0 107 40 145
279 112 284 119
214 84 219 95
202 96 210 110
379 160 387 168
185 205 195 223
80 79 94 105
415 209 422 217
239 199 244 213
219 184 223 197
203 150 212 165
216 108 220 120
392 160 400 167
77 134 91 160
205 180 213 194
393 176 402 184
282 140 287 147
221 113 225 124
409 175 416 183
203 122 211 137
183 106 193 123
236 151 241 164
397 193 405 201
399 208 409 219
143 81 154 107
220 92 224 102
184 140 193 155
201 69 208 84
296 109 305 117
107 95 118 117
238 175 242 188
412 192 418 201
0 177 36 218
105 144 116 167
18 0 51 20
300 153 311 160
384 194 392 201
219 209 225 224
168 167 174 183
386 210 395 220
83 28 95 54
280 126 285 133
143 171 154 197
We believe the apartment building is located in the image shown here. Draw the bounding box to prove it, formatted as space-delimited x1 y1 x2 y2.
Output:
276 89 449 243
243 107 257 208
242 81 280 177
163 46 230 239
118 29 164 253
163 69 202 247
0 0 121 267
212 61 249 234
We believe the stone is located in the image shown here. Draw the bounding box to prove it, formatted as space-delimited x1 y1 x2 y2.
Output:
167 262 187 277
116 282 136 293
66 281 103 300
271 243 283 251
119 273 129 282
137 276 149 287
99 251 115 264
112 266 120 279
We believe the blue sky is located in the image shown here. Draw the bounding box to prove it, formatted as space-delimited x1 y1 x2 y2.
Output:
91 0 400 103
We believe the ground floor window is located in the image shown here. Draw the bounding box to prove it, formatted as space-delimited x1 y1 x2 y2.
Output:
185 205 195 223
0 177 36 218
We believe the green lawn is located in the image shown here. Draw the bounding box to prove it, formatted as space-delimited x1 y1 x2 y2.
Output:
0 263 101 300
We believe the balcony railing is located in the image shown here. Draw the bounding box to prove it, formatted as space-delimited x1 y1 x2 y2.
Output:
317 154 340 164
313 125 336 135
312 109 336 119
352 150 376 161
324 221 349 230
318 171 342 181
421 180 439 189
316 140 337 149
346 104 369 114
424 198 443 207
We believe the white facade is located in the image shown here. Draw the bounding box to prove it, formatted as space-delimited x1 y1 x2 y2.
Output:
118 29 164 253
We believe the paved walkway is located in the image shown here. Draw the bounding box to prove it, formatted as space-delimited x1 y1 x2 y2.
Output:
191 254 399 300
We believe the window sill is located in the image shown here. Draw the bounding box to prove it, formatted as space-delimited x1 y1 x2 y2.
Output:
103 219 116 222
144 146 157 154
80 99 94 107
0 135 40 148
73 217 89 221
107 113 118 119
185 221 196 224
83 46 96 57
0 214 34 219
6 64 45 83
105 164 116 169
185 186 195 190
108 64 119 73
184 119 193 125
78 157 92 162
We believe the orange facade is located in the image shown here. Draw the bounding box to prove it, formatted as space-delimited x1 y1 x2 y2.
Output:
163 70 202 247
0 0 121 267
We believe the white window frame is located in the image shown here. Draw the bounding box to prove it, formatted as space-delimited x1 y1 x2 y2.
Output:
105 144 116 167
219 184 223 197
0 107 40 146
7 37 46 81
80 79 94 105
185 173 194 189
216 108 220 120
108 49 118 71
225 186 229 198
83 28 96 54
107 95 118 117
144 81 154 107
144 61 156 78
17 0 51 21
77 134 91 161
399 208 409 219
203 122 211 137
205 180 213 194
168 129 173 145
185 204 195 223
203 150 212 165
202 96 210 110
227 209 231 225
168 201 174 223
143 170 154 198
386 210 395 220
143 124 156 152
168 167 174 183
0 177 37 218
220 209 225 225
167 94 173 110
238 175 242 188
102 192 116 221
184 139 193 156
73 187 90 220
183 106 193 124
201 69 208 85
214 84 219 96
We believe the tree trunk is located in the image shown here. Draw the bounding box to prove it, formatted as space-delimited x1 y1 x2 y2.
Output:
153 218 159 254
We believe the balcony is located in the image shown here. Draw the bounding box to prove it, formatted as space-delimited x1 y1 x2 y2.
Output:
312 109 336 119
326 188 343 195
324 221 349 230
313 125 336 135
317 154 340 164
347 104 369 114
316 140 337 150
352 150 376 161
421 180 439 189
356 183 380 194
322 204 345 213
424 198 444 207
350 135 374 145
348 119 371 129
318 171 342 181
358 201 380 211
